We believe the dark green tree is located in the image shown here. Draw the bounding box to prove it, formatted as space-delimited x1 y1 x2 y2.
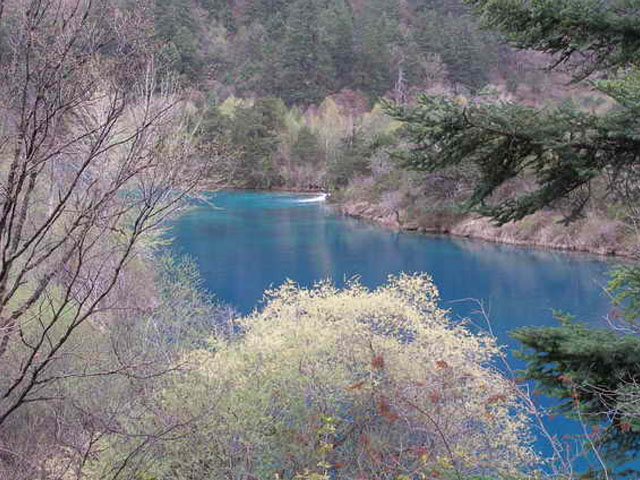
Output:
386 0 640 224
277 0 337 104
292 126 323 165
352 0 400 97
154 0 201 80
199 0 236 29
326 129 373 188
229 97 287 188
514 315 640 474
386 0 640 475
231 0 355 103
408 0 497 91
200 96 229 144
243 0 289 25
231 22 278 95
319 0 356 89
408 0 469 16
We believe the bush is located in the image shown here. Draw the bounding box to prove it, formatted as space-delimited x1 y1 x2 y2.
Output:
154 274 539 480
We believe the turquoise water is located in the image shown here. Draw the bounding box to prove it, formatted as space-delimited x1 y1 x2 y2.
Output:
170 190 617 467
172 191 612 328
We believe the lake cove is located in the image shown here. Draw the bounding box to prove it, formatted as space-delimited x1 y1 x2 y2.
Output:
171 190 615 468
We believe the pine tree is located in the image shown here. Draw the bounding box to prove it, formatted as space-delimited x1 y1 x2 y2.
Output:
319 0 356 89
386 0 640 473
352 0 400 96
386 0 640 224
277 0 337 105
292 126 323 165
409 1 497 92
326 128 373 188
514 315 640 472
229 97 287 188
199 0 236 31
243 0 289 25
154 0 201 80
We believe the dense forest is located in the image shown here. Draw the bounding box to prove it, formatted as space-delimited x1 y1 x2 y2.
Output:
164 0 517 192
154 0 505 101
2 0 640 479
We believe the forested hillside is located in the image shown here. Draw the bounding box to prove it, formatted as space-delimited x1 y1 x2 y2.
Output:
154 0 506 102
165 0 628 259
145 0 638 257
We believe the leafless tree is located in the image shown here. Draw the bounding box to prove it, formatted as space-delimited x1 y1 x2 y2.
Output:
0 0 213 477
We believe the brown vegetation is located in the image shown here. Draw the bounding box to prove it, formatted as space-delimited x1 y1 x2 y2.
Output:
0 1 215 477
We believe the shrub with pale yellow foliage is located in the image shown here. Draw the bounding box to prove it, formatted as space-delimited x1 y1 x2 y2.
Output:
153 274 539 480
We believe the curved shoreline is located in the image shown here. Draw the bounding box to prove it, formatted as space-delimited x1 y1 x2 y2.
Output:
336 200 638 260
201 187 637 259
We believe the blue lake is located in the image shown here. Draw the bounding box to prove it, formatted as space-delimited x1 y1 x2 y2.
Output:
170 190 619 469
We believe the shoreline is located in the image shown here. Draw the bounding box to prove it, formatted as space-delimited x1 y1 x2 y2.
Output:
197 187 637 259
197 182 325 194
336 200 638 260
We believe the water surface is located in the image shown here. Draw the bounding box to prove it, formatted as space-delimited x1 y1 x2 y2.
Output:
171 190 618 467
172 191 612 333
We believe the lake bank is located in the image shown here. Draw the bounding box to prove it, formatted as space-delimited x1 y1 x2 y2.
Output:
198 186 637 258
338 198 637 259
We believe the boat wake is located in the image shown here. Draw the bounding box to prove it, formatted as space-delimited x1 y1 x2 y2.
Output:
297 193 328 203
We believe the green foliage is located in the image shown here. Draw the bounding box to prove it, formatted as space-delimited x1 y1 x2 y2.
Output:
202 93 401 191
223 97 287 188
514 317 640 421
277 0 338 104
513 317 640 473
608 265 640 325
200 0 236 28
466 0 640 81
386 0 640 225
352 0 399 96
243 0 290 24
384 93 638 224
292 126 322 165
326 130 373 188
410 3 498 91
321 0 356 87
150 0 508 102
200 97 229 143
154 0 201 79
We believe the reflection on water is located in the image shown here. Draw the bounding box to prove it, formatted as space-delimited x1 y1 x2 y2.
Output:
172 192 612 329
170 190 619 469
